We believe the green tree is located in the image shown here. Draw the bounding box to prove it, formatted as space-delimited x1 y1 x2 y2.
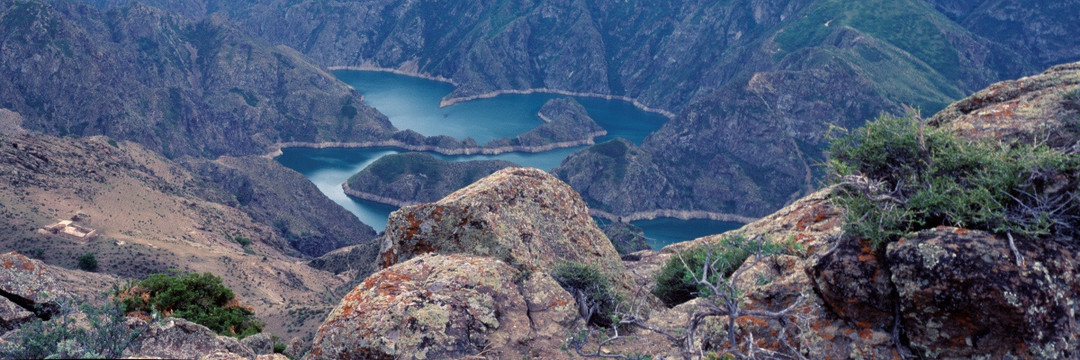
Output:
77 252 98 272
116 271 263 338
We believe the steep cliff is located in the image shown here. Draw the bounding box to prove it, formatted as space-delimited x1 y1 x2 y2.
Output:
0 0 394 158
185 156 377 257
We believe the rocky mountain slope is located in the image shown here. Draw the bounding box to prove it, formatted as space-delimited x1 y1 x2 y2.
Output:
0 132 376 336
75 0 1080 220
1 0 394 158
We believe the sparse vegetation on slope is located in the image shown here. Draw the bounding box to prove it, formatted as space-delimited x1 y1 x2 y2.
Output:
0 301 143 359
827 114 1080 244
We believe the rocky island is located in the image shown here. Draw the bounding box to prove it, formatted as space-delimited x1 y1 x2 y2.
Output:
342 152 516 207
485 97 608 150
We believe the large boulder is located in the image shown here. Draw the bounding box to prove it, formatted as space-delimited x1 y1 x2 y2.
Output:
930 61 1080 148
306 254 581 360
887 227 1080 359
380 167 633 292
0 252 62 332
123 317 255 359
809 237 896 328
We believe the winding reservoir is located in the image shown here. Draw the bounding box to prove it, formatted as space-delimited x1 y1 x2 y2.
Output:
277 70 741 249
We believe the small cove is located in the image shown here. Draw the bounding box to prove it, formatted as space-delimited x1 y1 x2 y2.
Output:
277 70 742 249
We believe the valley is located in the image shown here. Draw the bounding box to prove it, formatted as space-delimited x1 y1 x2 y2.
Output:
1 0 1078 358
276 70 741 247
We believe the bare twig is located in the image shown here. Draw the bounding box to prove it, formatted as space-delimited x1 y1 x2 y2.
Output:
1006 232 1024 267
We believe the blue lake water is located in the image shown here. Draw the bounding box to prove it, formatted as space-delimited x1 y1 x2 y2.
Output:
276 70 742 249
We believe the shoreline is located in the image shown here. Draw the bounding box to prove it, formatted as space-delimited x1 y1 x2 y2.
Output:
327 64 675 120
328 64 458 86
441 88 676 120
267 131 607 159
342 179 757 224
589 209 758 224
341 182 423 208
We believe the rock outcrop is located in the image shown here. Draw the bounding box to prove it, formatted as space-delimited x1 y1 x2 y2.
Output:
887 227 1079 359
306 254 581 360
124 317 256 359
0 252 63 332
379 167 635 293
931 61 1080 148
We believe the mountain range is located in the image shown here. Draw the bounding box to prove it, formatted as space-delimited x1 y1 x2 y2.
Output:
68 0 1078 218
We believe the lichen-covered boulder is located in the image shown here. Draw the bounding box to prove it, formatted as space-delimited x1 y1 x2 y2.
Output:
381 167 633 291
240 333 275 355
306 254 581 360
810 237 895 327
123 317 255 359
930 61 1080 148
887 227 1080 359
0 252 62 331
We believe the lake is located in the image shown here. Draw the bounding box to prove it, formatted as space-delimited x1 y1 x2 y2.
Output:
276 70 742 249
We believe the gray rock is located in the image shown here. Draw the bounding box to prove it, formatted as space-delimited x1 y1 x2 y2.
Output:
240 332 275 355
887 227 1079 359
124 317 256 359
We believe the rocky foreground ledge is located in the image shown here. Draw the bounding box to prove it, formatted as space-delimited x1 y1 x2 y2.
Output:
313 164 1080 359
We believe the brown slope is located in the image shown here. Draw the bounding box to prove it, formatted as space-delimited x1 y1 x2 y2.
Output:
0 132 353 337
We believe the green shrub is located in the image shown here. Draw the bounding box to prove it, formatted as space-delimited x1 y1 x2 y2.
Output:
77 252 98 272
0 301 143 358
652 235 762 306
827 114 1080 244
1064 89 1080 112
274 342 287 354
233 235 252 247
116 271 263 338
107 139 119 148
551 262 621 327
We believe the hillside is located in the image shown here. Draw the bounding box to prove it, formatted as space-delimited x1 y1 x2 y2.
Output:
0 132 378 337
0 0 394 158
80 0 1079 219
